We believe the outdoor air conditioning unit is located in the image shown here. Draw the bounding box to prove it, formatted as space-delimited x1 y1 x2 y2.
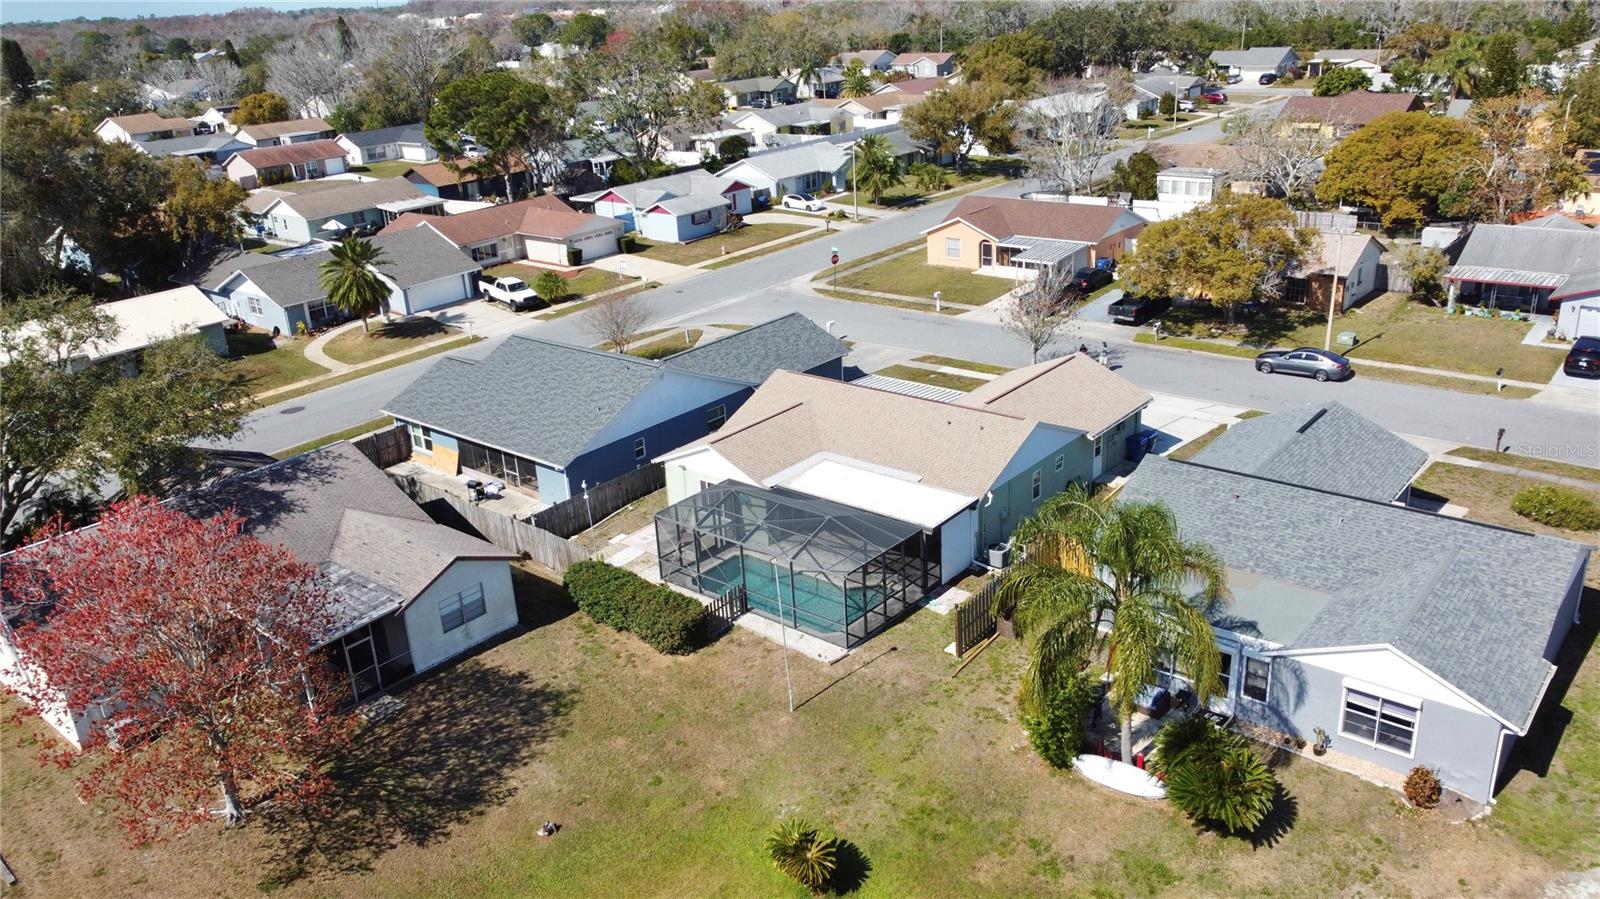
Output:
987 543 1011 569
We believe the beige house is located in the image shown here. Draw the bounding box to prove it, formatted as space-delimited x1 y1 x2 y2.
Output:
922 196 1148 276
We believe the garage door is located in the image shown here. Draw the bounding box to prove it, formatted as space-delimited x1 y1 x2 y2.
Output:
1570 302 1600 340
404 274 470 314
571 229 620 261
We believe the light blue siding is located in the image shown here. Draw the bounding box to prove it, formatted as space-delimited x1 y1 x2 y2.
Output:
536 465 571 503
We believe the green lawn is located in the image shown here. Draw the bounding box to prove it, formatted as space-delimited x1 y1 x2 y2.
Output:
322 319 461 366
3 560 1581 897
811 239 922 283
272 417 394 460
260 336 483 406
1447 447 1600 484
702 232 828 270
1158 293 1566 382
628 328 704 360
814 288 966 315
1169 424 1227 461
630 223 811 266
911 354 1012 375
350 159 419 180
828 171 1000 210
224 330 328 395
873 364 985 392
836 253 1013 306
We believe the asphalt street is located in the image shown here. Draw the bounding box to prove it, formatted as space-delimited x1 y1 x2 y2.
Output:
221 129 1600 471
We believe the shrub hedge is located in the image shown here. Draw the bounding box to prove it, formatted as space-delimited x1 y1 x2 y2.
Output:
1511 485 1600 531
564 560 706 654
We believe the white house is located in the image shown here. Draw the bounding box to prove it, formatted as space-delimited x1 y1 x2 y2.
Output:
724 104 852 147
1304 49 1392 90
1210 46 1299 82
245 177 443 245
1129 167 1230 221
94 113 197 144
232 117 336 148
890 52 956 78
836 49 895 72
571 170 754 243
335 124 437 167
716 141 852 203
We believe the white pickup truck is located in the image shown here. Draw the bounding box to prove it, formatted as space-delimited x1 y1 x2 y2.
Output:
479 274 539 311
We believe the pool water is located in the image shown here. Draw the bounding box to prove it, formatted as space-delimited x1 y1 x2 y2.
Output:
699 553 867 639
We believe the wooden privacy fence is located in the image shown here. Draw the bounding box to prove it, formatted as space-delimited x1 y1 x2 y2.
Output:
352 424 411 469
531 463 666 538
705 585 749 640
387 473 591 574
953 578 1001 658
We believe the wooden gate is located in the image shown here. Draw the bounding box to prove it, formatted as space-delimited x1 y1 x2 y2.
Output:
706 585 749 640
953 579 1000 657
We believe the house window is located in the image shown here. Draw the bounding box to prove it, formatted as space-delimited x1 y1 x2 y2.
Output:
1217 651 1233 694
691 209 712 225
469 243 499 262
945 237 961 259
1054 454 1064 472
1341 689 1418 755
634 437 647 460
306 298 336 323
408 423 433 452
707 404 727 432
1031 471 1042 500
1242 656 1270 702
438 583 487 633
1094 437 1103 458
247 296 263 316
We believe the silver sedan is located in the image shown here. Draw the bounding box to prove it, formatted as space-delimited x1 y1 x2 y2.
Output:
1255 347 1353 382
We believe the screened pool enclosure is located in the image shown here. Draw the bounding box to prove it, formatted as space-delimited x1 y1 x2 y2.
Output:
655 483 941 647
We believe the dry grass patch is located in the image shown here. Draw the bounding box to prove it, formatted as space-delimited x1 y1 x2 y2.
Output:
323 318 459 366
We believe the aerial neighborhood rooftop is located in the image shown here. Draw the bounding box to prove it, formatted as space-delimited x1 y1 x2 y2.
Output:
2 1 1599 895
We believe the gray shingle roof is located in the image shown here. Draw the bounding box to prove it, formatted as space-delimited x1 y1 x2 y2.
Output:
338 123 428 148
370 226 478 286
169 443 513 634
1117 456 1590 730
664 313 846 384
1192 401 1428 503
274 177 430 221
720 141 849 182
1209 46 1297 67
231 253 327 306
137 132 245 157
1445 223 1600 300
179 248 279 290
385 337 671 466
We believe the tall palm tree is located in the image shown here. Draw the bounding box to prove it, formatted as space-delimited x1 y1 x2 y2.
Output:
795 58 824 98
851 134 903 204
998 484 1228 764
318 235 392 334
841 61 873 98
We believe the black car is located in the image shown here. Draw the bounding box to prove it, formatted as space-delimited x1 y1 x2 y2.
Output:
1564 336 1600 378
1072 266 1113 292
1258 72 1279 85
1107 294 1171 325
1255 347 1353 382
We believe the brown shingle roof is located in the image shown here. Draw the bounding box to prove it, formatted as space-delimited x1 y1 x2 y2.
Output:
953 354 1151 439
230 139 346 170
892 52 954 65
102 113 196 134
680 371 1048 498
879 77 947 96
931 196 1146 243
1279 92 1422 127
403 157 528 187
379 197 618 245
237 117 333 140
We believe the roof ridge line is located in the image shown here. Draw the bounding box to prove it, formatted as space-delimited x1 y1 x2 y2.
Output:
502 334 664 369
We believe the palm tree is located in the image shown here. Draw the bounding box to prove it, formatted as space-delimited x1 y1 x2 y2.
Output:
851 134 903 204
765 817 837 893
318 235 392 334
795 58 824 98
840 61 873 98
997 484 1228 764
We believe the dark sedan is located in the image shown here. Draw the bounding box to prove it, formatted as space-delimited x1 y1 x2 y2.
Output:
1255 347 1353 382
1072 266 1113 292
1564 337 1600 378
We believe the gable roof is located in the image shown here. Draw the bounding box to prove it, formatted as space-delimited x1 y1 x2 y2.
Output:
1445 223 1600 300
237 117 333 140
403 156 529 187
663 313 847 384
892 51 954 65
875 77 946 96
570 169 744 208
1279 92 1422 127
928 195 1147 243
1117 456 1590 731
178 247 280 290
99 113 195 135
1292 231 1382 279
369 226 479 285
229 139 347 170
670 370 1068 498
134 132 245 157
1191 401 1428 502
169 442 513 629
225 253 326 305
728 104 848 130
1134 73 1205 97
719 75 795 93
86 286 230 360
953 354 1151 439
271 177 431 221
1209 46 1297 67
718 141 849 182
379 196 615 245
383 337 682 467
219 227 470 305
337 123 428 148
1518 213 1591 231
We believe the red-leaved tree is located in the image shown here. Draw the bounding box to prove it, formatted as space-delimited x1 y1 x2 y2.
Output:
2 497 355 844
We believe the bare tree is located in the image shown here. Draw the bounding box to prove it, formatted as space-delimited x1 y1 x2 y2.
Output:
266 27 365 118
198 58 246 105
582 290 652 353
566 33 725 172
1000 266 1081 363
1021 80 1125 195
363 17 469 125
1224 115 1334 201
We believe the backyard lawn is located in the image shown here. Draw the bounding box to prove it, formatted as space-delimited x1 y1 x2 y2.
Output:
225 329 328 394
1159 292 1568 382
323 318 461 366
630 223 812 266
4 546 1593 897
836 252 1014 305
350 159 418 180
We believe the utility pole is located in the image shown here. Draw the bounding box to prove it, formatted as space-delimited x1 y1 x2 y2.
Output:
774 565 795 713
851 141 860 222
1323 231 1349 352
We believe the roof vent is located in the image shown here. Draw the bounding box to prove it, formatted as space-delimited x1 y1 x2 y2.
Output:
1296 407 1328 434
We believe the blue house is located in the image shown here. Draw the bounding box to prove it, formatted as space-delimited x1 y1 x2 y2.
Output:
383 313 847 504
571 169 754 243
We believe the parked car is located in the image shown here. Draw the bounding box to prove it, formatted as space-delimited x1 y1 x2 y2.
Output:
1258 72 1279 85
479 274 539 311
781 193 825 212
1177 98 1197 113
1226 73 1242 84
1107 294 1171 325
750 97 772 109
1072 266 1114 292
1201 89 1228 103
1564 336 1600 378
1255 347 1352 382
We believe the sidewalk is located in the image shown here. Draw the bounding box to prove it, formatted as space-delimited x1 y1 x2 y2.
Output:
1429 453 1600 490
253 321 476 401
302 320 363 374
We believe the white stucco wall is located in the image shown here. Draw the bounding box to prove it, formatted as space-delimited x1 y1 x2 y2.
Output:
400 559 517 674
938 507 978 583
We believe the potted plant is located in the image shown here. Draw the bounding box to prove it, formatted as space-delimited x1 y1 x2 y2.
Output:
1312 727 1330 755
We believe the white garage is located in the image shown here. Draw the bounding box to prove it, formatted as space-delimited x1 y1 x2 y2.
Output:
395 272 475 315
1556 296 1600 341
372 227 480 316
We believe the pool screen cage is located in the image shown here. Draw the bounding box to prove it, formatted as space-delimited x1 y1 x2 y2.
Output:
655 482 941 647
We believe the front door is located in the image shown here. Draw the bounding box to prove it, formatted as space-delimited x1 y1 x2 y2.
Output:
1210 649 1235 714
979 241 994 267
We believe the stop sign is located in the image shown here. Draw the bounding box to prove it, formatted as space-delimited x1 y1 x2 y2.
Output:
831 252 840 265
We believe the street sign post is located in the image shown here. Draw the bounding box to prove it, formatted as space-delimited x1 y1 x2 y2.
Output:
830 248 839 287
